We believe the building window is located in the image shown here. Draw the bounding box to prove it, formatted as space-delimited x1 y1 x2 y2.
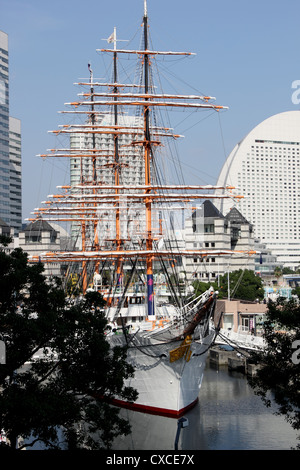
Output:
25 235 41 244
204 224 214 233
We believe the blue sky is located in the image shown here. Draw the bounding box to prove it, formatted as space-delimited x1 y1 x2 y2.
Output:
1 0 300 223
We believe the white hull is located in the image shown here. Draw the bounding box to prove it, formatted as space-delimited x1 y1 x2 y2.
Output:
108 327 215 417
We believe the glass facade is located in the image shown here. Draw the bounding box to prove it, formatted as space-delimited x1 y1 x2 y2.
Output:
0 31 10 225
0 31 22 232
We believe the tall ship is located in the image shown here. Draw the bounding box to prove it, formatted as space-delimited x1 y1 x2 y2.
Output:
28 1 250 417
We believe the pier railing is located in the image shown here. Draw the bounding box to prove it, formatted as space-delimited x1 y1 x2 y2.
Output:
217 328 265 351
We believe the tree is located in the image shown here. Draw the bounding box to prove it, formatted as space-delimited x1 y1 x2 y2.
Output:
0 242 137 450
192 280 214 297
248 296 300 449
217 269 264 301
274 266 282 278
192 269 264 302
282 267 294 275
292 286 300 298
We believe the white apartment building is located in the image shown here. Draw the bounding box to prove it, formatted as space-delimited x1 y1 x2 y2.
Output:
19 220 61 277
70 113 145 187
69 112 146 245
254 239 278 277
216 110 300 270
0 31 22 233
184 200 255 282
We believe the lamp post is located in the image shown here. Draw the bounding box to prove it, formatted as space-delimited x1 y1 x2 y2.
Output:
174 417 189 450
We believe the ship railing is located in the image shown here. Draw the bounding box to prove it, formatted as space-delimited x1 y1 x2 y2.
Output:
181 287 214 316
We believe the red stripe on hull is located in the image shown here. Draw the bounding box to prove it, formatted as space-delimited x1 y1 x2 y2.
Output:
109 396 199 418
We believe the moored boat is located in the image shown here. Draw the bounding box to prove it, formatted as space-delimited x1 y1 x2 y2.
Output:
27 0 253 417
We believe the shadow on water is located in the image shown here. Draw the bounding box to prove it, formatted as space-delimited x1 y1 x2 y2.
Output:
112 361 299 450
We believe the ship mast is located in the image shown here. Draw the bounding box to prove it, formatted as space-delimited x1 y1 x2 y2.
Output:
80 65 94 294
90 63 102 292
143 1 155 317
112 27 123 296
28 0 250 298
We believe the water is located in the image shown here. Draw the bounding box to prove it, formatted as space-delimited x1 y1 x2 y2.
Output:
112 361 299 450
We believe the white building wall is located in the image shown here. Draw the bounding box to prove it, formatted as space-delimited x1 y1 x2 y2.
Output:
215 111 300 269
184 205 254 282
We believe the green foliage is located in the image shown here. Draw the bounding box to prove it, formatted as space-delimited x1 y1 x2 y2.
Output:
192 280 214 297
274 266 282 278
282 267 295 275
217 269 264 301
248 297 300 448
291 286 300 298
0 235 12 247
0 245 137 450
192 269 264 302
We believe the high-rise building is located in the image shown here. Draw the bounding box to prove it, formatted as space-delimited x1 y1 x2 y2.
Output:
0 31 10 226
70 113 145 188
215 110 300 269
69 113 146 245
0 30 22 233
9 116 21 231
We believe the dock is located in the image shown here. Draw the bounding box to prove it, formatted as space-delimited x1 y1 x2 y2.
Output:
209 345 262 376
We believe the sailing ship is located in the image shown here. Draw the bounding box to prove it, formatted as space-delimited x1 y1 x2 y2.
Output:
27 1 251 417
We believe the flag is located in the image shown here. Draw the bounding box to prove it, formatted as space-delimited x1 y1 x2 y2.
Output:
107 31 115 43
